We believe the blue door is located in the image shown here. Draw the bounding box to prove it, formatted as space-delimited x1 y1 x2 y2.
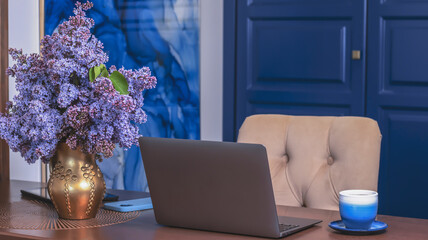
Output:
233 0 367 139
226 0 428 219
367 0 428 219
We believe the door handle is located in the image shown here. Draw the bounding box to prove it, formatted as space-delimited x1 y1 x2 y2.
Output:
352 50 361 60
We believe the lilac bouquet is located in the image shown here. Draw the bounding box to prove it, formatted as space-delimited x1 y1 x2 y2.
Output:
0 1 156 164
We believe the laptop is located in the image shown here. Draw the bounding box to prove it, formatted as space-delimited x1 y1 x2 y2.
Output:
139 137 321 238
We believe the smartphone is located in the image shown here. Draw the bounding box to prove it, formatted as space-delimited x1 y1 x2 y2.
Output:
21 187 119 202
103 197 152 212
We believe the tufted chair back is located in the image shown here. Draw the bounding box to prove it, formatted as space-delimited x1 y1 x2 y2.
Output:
237 114 382 211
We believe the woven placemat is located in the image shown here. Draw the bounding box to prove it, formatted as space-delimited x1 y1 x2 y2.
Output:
0 200 143 230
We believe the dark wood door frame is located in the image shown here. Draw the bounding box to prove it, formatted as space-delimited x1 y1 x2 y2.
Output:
0 0 9 181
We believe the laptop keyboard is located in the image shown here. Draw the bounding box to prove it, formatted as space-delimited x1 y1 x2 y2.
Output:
279 223 300 232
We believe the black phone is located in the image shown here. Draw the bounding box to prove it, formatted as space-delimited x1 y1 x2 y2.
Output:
21 187 119 202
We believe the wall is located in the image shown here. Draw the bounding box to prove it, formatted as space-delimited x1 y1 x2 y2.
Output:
8 0 41 181
7 0 224 181
200 0 223 141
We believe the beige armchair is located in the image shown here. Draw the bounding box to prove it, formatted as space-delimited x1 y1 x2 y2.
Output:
237 114 382 211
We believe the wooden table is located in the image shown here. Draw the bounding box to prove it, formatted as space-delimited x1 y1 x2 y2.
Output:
0 180 427 240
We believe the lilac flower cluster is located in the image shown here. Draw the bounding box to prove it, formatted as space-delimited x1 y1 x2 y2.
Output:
0 1 157 164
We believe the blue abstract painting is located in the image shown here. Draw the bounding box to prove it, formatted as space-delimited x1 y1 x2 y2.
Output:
44 0 200 191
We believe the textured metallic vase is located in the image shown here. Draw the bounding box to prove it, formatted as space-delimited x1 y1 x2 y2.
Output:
48 143 106 220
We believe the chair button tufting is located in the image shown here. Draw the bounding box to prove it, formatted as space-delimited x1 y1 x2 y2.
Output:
327 156 334 165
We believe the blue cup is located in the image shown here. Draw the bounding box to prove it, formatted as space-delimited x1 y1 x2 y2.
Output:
339 190 378 230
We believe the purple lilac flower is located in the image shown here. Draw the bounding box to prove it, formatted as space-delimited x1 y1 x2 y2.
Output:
131 108 147 124
0 1 157 163
114 95 136 112
58 83 79 108
93 77 117 101
66 105 90 129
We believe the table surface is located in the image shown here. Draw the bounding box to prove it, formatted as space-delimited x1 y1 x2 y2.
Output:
0 180 427 240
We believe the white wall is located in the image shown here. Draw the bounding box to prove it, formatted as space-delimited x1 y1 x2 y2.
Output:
8 0 41 181
200 0 223 141
7 0 224 181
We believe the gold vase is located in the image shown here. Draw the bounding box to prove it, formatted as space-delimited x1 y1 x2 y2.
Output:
48 143 106 219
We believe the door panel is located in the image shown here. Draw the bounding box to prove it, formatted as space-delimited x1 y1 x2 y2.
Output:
367 0 428 219
255 20 347 83
235 0 367 136
384 20 428 93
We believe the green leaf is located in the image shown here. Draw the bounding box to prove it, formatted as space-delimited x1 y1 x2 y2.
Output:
109 71 129 95
89 67 95 82
100 68 109 77
89 64 109 82
94 65 101 79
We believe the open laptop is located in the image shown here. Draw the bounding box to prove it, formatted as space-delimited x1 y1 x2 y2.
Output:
139 137 321 238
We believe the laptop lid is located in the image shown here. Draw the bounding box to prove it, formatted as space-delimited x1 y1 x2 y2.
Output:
140 137 281 238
